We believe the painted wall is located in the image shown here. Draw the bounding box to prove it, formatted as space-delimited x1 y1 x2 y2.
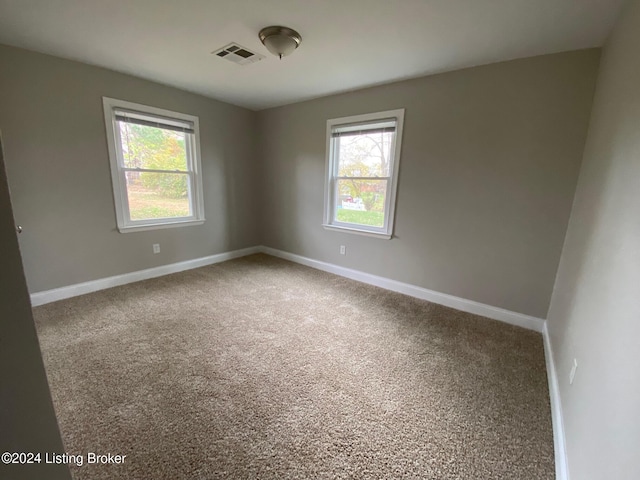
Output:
546 0 640 478
0 44 602 320
258 50 600 318
0 136 70 480
0 45 259 293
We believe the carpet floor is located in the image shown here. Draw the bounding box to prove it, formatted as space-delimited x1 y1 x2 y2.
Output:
34 254 554 479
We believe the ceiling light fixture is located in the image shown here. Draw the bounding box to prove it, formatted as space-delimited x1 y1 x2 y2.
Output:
259 26 302 59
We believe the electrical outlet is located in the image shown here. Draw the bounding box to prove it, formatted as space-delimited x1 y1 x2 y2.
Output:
340 245 346 255
569 358 578 385
153 243 160 254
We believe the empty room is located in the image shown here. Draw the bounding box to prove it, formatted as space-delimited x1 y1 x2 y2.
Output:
1 1 638 479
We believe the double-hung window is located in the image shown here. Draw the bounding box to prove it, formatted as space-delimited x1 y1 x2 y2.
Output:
102 97 205 233
323 109 405 239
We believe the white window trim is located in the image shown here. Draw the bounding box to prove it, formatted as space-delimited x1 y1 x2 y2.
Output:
323 109 405 239
102 97 205 233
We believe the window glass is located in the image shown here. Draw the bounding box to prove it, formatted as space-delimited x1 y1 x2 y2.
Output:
103 98 205 232
324 110 404 238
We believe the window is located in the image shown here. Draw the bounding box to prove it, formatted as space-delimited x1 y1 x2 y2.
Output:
323 109 405 239
102 97 205 233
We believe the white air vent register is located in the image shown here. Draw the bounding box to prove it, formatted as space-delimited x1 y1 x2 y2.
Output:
212 43 264 66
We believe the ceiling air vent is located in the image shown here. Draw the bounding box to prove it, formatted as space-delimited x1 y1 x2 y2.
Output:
212 43 264 66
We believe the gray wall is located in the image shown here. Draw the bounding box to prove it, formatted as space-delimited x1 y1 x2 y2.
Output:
0 45 604 320
546 0 640 478
258 50 600 318
0 136 71 480
0 44 259 293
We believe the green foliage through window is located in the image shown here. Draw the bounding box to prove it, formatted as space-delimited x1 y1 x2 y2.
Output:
120 123 189 199
336 209 385 227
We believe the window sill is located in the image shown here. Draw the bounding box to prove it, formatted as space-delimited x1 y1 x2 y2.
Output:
322 224 392 240
118 219 205 233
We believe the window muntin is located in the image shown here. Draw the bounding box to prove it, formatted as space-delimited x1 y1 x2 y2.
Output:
103 98 205 232
324 110 404 238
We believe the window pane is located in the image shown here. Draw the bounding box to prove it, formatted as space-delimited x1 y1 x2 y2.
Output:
335 178 387 228
336 131 393 177
117 121 188 171
126 171 191 220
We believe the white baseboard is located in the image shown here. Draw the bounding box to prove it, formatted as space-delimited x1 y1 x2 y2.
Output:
542 322 569 480
32 244 547 332
30 246 260 306
258 246 545 332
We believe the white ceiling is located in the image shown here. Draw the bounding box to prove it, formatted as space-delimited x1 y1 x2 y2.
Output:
0 0 625 111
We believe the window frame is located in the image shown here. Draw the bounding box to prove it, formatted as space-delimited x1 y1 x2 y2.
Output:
102 97 205 233
323 109 405 239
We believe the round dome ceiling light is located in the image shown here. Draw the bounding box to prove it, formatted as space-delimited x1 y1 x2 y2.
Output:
259 26 302 59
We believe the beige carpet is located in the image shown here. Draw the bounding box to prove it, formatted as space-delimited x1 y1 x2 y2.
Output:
34 254 554 479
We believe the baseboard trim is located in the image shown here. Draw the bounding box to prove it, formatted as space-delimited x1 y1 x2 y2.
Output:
542 322 569 480
30 246 260 306
32 244 547 332
258 246 545 332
